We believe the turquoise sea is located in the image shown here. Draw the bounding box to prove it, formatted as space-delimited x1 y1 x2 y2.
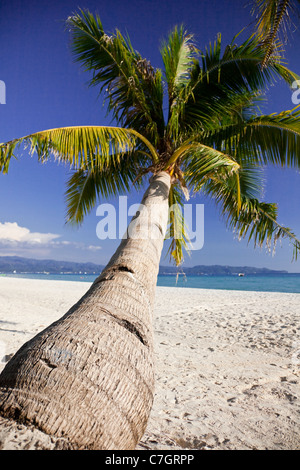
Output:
2 272 300 294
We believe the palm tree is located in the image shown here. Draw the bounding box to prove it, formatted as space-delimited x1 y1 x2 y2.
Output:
0 10 300 450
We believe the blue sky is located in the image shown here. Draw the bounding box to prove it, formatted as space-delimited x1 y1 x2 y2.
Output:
0 0 300 272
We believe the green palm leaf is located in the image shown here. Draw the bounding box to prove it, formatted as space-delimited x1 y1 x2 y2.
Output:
65 150 148 224
202 169 300 260
251 0 300 65
205 106 300 168
0 125 158 174
172 143 241 210
178 32 299 134
165 183 191 266
67 10 165 145
161 26 197 141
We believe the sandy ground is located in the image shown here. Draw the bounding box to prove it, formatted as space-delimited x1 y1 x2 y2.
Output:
0 277 299 450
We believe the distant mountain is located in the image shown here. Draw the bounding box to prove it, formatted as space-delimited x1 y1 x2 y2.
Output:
0 256 104 274
159 264 288 275
0 256 288 275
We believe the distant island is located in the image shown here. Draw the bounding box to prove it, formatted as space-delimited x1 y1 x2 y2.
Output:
0 256 105 275
159 265 288 275
0 255 288 275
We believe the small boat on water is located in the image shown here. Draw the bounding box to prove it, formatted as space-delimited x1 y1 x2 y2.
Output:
238 273 245 277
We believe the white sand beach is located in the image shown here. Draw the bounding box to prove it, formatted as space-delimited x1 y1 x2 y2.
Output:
0 277 299 450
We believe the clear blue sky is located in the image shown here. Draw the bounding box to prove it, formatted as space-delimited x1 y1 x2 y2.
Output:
0 0 300 272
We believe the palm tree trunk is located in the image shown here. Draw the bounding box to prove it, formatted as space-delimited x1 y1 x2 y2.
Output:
0 171 171 450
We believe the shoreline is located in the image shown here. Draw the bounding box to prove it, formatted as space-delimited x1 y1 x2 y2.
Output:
0 277 299 450
1 271 300 294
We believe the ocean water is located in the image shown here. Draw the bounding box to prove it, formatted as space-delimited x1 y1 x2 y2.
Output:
2 272 300 294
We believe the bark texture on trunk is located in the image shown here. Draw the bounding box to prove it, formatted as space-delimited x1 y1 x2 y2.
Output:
0 172 171 450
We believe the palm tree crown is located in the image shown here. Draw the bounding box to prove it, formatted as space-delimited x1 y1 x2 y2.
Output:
1 9 300 265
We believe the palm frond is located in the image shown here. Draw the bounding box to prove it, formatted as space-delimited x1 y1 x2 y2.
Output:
169 141 242 213
199 30 298 86
202 168 300 260
160 25 197 141
178 32 299 135
161 25 196 93
0 141 18 174
204 105 300 168
251 0 299 65
65 169 101 225
176 142 240 182
165 183 191 266
67 10 165 144
65 150 146 224
0 125 158 174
